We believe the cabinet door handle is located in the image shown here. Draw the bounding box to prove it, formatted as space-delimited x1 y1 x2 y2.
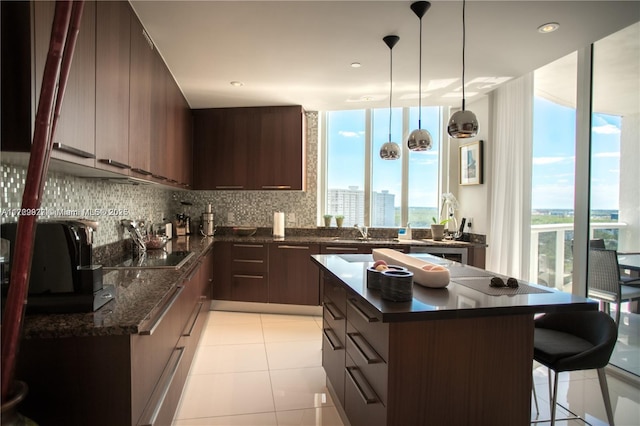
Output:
322 328 343 351
140 286 185 335
183 302 203 337
131 168 152 176
348 299 379 323
233 244 264 248
233 274 264 279
52 142 95 159
278 245 309 250
261 185 292 189
233 259 263 264
324 302 343 320
138 346 185 426
346 366 378 405
347 332 382 364
151 174 167 181
215 185 244 189
325 246 358 251
98 158 131 169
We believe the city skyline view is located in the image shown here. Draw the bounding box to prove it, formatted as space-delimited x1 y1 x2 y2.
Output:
326 99 622 219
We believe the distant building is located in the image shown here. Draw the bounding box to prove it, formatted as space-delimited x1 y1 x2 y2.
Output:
328 187 396 227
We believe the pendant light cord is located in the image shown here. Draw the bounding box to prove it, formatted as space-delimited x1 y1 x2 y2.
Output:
418 15 422 127
389 45 393 142
461 0 466 111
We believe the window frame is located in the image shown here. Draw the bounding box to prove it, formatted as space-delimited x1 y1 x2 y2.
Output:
320 106 447 228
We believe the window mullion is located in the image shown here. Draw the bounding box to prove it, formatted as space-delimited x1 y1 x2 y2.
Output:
401 108 410 227
364 109 372 227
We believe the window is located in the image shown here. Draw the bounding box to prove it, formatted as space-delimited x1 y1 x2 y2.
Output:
324 106 442 228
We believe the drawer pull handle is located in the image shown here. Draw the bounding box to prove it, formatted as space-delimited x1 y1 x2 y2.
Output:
183 302 203 337
138 346 185 426
52 142 95 159
324 302 343 321
233 259 264 264
347 332 382 364
346 366 378 405
233 274 264 279
215 185 244 189
131 168 152 176
348 299 378 323
277 245 310 250
233 244 264 248
322 328 343 351
261 185 292 189
140 286 185 335
98 158 131 169
325 246 359 251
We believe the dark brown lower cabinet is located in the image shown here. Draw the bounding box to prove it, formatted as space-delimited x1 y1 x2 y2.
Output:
15 254 212 426
269 243 320 305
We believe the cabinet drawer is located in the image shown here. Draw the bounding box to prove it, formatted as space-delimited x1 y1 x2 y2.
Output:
344 354 387 426
232 258 266 275
232 243 267 260
231 274 268 303
323 274 347 314
323 301 345 345
346 322 388 406
322 327 346 405
346 297 389 362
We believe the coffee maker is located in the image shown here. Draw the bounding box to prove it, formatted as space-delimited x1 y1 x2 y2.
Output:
0 220 113 313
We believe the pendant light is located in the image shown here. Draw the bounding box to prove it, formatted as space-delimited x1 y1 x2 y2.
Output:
407 1 433 151
447 0 478 139
380 35 401 160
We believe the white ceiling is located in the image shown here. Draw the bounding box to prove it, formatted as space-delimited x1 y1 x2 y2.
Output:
130 1 640 112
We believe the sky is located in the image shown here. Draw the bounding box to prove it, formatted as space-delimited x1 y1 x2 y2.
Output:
327 100 622 211
532 97 621 210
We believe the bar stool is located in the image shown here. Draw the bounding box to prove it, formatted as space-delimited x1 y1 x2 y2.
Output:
532 310 618 425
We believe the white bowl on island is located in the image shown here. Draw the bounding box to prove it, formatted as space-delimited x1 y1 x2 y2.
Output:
372 248 450 288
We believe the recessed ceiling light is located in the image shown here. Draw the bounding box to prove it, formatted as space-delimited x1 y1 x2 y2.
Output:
230 81 244 87
538 22 560 34
351 62 362 68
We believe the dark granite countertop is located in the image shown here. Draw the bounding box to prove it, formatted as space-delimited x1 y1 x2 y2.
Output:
22 236 214 339
311 253 597 322
211 235 483 248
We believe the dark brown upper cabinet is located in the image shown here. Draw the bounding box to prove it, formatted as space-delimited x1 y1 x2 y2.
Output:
95 1 131 174
1 1 96 166
193 106 306 191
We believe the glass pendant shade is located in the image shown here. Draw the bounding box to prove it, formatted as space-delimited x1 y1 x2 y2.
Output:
447 109 478 138
380 141 401 160
407 128 433 151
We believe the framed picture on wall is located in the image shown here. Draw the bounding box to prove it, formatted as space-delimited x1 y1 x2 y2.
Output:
459 140 483 185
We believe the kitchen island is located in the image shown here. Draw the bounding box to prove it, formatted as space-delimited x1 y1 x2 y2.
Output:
311 253 597 426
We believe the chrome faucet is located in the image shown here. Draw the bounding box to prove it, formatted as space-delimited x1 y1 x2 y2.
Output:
354 224 368 240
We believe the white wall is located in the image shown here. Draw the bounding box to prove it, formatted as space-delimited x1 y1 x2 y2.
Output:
448 96 491 236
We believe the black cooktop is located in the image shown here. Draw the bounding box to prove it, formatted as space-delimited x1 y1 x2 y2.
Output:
102 250 194 270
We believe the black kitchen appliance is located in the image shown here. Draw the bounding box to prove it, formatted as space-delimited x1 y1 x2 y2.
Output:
0 221 113 313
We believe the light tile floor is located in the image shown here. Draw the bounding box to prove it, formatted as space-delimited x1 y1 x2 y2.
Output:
174 311 640 426
173 311 343 426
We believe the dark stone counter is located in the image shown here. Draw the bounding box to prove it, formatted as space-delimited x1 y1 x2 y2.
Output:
311 253 597 322
21 236 214 339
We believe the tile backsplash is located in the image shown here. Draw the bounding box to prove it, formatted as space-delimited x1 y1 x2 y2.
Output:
1 162 174 247
1 112 319 246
